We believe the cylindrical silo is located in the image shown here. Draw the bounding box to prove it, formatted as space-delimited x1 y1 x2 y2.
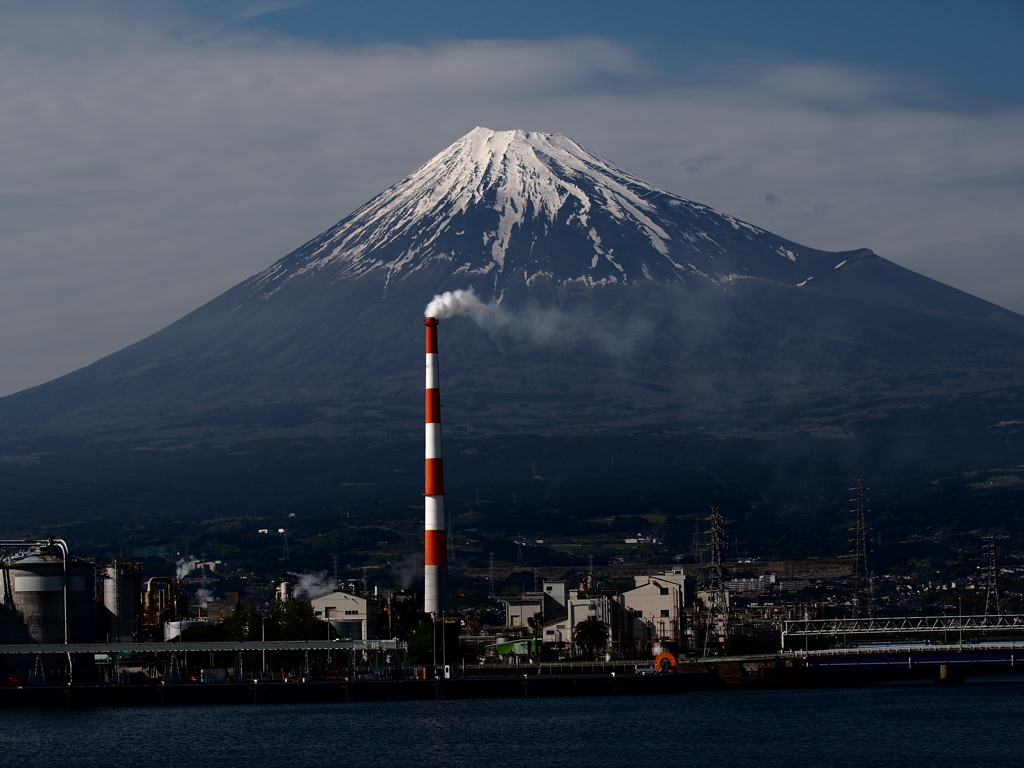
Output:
0 540 95 645
98 560 143 642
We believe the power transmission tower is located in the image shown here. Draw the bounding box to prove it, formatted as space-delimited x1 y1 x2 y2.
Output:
850 478 873 619
984 532 1002 618
702 505 729 655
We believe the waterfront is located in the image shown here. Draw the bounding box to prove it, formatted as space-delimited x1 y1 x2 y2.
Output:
0 682 1019 767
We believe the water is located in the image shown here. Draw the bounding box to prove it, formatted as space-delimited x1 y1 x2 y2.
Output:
1 683 1019 767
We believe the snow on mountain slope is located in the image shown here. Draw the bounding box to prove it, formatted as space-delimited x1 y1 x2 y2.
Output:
250 127 832 298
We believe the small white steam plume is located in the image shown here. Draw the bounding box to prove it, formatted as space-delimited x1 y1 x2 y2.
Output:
424 288 490 319
175 557 197 580
423 285 649 356
288 571 337 600
195 587 214 608
391 553 423 589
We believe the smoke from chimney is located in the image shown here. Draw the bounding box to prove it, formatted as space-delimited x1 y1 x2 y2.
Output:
424 288 489 319
175 557 197 580
288 571 337 600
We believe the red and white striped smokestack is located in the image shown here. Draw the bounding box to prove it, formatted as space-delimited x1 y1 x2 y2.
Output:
423 317 448 617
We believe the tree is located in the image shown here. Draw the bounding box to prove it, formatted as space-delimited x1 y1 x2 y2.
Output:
220 599 326 643
220 603 263 641
267 598 326 641
406 619 462 665
573 616 609 659
527 612 543 637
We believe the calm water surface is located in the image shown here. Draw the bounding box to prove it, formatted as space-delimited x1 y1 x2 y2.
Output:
1 683 1020 768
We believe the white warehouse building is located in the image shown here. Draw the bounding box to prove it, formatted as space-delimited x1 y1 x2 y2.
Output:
310 591 378 641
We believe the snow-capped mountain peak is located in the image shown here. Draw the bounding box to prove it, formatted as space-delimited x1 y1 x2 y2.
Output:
254 127 833 296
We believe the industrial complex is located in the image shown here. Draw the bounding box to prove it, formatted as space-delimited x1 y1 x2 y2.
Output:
2 315 1024 705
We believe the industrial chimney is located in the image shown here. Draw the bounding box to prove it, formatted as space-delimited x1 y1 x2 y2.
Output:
423 317 448 617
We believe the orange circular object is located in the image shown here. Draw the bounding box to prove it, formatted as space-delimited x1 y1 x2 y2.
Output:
654 652 677 673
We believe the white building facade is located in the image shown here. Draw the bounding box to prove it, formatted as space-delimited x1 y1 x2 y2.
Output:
310 591 377 640
620 577 685 643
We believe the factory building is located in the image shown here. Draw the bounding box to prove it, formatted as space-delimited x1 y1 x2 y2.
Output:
204 592 240 621
311 590 378 640
504 581 568 628
635 569 690 603
540 590 615 652
619 576 685 643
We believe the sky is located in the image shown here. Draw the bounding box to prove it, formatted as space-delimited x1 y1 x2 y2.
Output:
1 0 1023 397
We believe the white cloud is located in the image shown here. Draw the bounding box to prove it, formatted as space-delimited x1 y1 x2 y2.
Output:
1 3 1022 396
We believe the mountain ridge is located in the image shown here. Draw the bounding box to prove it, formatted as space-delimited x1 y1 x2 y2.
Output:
252 127 873 297
2 127 1023 534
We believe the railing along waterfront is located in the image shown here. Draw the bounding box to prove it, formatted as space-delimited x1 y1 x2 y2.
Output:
781 613 1024 649
0 639 405 655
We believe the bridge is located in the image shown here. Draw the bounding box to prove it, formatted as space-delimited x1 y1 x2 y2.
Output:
780 614 1024 650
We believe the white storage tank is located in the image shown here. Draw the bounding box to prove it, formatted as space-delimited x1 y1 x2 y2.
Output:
164 619 208 641
0 540 96 644
98 560 143 641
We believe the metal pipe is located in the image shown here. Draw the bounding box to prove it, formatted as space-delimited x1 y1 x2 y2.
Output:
51 538 70 645
423 317 448 618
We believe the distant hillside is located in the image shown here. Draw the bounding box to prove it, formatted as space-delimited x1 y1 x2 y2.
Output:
2 127 1024 548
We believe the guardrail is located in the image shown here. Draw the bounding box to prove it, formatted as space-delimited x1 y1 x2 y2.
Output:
781 614 1024 649
0 639 405 655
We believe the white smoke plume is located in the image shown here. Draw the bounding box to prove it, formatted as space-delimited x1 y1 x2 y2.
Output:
391 553 423 589
195 587 214 608
424 285 652 357
424 288 491 319
175 557 197 580
288 571 337 600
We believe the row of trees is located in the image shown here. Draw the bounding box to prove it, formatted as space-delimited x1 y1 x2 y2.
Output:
184 599 612 663
181 599 326 642
405 616 612 665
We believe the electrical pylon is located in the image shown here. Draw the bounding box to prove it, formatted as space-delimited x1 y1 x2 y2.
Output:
702 505 730 655
850 478 873 619
984 532 1001 618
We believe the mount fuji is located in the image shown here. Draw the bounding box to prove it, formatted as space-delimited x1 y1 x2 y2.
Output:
3 127 1024 536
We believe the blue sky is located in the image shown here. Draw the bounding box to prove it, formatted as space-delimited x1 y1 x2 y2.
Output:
232 0 1024 102
1 0 1023 395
